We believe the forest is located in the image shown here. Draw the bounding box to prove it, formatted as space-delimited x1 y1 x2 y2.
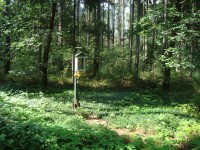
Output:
0 0 200 149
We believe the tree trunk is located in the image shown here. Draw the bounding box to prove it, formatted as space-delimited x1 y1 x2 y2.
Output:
4 36 11 75
129 0 134 72
58 1 62 46
38 3 43 74
134 0 141 79
77 0 80 43
117 0 122 45
142 0 146 62
72 0 77 83
93 2 101 78
151 0 156 68
41 2 56 86
122 0 125 52
162 0 182 90
101 2 105 50
3 0 11 75
151 0 156 75
86 8 90 47
162 0 170 90
38 35 42 73
57 0 64 71
189 3 195 78
112 1 115 50
107 2 110 48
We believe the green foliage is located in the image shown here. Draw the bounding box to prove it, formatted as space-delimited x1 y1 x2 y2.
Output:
0 84 136 149
0 0 199 87
0 0 200 148
141 5 199 73
191 94 200 112
1 84 199 149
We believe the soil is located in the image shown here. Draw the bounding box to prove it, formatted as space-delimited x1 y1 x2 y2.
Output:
86 115 150 138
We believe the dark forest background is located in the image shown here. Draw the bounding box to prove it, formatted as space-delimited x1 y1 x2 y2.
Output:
0 0 199 90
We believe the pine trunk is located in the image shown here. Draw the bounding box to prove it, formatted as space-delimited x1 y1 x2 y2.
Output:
107 3 110 48
93 3 101 78
134 0 141 79
112 1 115 50
162 0 170 90
129 0 134 72
41 2 56 86
3 0 11 75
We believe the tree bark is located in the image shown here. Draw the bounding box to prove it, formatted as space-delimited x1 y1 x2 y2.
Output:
112 1 115 51
162 0 170 90
86 8 90 48
129 0 134 72
107 2 110 48
101 2 105 50
57 0 64 71
189 2 195 78
142 0 146 62
134 0 141 79
41 2 57 86
151 0 156 76
151 0 156 67
3 0 11 75
77 0 80 43
117 0 122 45
93 2 101 78
38 3 43 75
72 0 77 83
122 0 125 52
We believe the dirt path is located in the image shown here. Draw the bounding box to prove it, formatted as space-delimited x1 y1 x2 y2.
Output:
86 116 149 138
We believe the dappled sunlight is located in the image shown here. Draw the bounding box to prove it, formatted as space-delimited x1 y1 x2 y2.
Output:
0 0 199 148
0 83 200 149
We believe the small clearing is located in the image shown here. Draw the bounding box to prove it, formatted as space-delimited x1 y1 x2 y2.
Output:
86 116 149 138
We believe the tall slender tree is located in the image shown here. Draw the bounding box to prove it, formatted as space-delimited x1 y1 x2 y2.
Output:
112 0 115 50
41 1 57 86
129 0 134 72
151 0 156 74
107 1 110 48
162 0 170 90
93 1 101 77
72 0 77 83
122 0 125 52
116 0 122 45
101 2 105 50
134 0 141 79
3 0 11 74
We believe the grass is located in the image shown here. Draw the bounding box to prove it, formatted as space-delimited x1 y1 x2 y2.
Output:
0 83 200 149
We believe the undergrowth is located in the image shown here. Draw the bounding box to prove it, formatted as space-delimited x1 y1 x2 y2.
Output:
0 83 199 149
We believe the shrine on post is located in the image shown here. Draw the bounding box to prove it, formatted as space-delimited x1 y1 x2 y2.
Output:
72 47 86 109
75 52 86 72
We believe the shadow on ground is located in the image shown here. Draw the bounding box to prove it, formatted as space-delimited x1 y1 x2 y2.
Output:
0 82 199 111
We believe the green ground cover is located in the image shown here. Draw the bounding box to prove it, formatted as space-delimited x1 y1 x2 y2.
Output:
0 83 200 149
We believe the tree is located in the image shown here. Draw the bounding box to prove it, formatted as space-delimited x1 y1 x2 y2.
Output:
3 0 11 74
116 0 122 45
72 0 77 83
41 1 57 86
111 0 115 50
84 0 102 78
107 1 110 48
93 1 101 77
129 0 134 72
0 0 199 88
134 0 141 79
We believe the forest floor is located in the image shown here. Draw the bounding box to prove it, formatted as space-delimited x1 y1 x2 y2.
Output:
86 116 146 138
0 83 200 149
